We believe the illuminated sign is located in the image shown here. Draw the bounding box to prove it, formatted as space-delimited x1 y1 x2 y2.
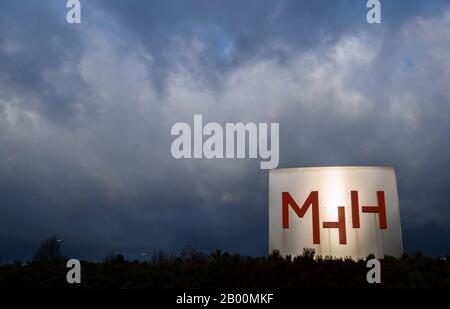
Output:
269 166 403 259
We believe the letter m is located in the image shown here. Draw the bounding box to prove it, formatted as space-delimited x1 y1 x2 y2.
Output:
282 191 320 244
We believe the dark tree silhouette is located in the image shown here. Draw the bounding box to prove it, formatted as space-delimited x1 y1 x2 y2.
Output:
0 247 448 288
32 236 62 262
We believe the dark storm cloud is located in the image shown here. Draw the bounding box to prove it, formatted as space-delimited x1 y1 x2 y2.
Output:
94 0 450 88
0 0 449 261
98 0 447 51
0 1 91 125
90 0 369 92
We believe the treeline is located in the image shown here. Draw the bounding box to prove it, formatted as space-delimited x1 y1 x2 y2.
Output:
0 248 449 288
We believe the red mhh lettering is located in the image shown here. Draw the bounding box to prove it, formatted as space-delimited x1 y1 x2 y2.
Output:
281 190 388 245
322 206 347 244
361 191 387 229
282 191 320 244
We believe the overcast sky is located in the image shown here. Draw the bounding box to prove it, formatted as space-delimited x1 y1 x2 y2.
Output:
0 0 449 261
